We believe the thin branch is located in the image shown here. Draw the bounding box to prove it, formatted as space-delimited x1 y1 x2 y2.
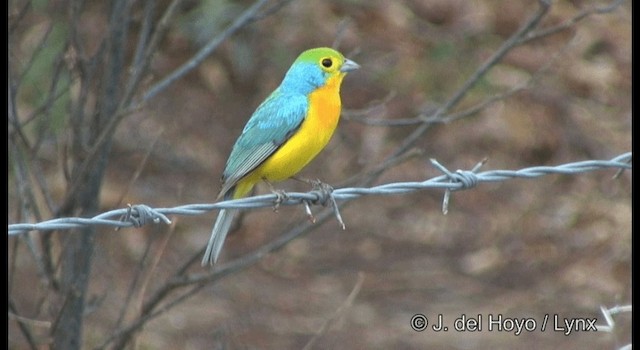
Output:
114 129 164 207
10 22 55 101
99 283 205 350
250 0 297 22
322 1 559 199
8 0 32 34
302 273 365 350
124 220 177 348
130 0 156 78
98 204 341 349
122 0 181 108
519 0 626 44
55 0 282 217
140 0 272 103
8 299 41 350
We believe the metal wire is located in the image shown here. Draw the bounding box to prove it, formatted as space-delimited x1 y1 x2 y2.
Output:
8 152 631 236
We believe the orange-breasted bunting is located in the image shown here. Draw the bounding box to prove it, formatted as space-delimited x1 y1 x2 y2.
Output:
202 47 360 265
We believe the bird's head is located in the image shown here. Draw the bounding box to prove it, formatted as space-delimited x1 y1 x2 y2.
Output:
280 47 359 94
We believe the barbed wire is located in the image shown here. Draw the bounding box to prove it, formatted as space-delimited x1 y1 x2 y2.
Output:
8 152 631 236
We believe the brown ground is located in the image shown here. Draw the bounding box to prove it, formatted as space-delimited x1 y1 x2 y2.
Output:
9 1 631 349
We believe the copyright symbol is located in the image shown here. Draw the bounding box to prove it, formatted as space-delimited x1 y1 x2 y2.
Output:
411 314 428 332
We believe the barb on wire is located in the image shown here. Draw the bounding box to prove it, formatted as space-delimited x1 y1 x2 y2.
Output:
434 157 488 215
117 204 173 229
596 304 632 333
7 152 631 236
301 180 346 230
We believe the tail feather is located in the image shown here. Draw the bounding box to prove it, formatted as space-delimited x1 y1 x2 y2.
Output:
202 208 238 266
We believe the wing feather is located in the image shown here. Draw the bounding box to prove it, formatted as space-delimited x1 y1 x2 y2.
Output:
218 89 308 196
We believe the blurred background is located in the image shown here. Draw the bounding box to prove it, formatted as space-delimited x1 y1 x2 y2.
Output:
9 0 631 348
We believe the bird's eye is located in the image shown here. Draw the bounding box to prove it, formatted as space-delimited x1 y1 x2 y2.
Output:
321 58 333 68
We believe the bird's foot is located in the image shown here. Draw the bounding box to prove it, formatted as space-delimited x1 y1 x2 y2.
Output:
263 178 289 212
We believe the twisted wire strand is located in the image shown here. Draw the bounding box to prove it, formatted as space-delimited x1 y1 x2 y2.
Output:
8 152 631 236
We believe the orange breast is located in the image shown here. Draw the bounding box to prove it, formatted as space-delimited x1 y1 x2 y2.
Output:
245 74 346 184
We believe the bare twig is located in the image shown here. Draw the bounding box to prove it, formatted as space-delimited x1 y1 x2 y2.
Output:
140 0 271 102
303 273 365 350
114 129 164 207
330 0 558 197
123 0 182 108
8 299 42 350
112 220 178 349
519 0 626 44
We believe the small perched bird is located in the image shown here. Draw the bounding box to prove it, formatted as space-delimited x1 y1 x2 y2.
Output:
202 47 360 266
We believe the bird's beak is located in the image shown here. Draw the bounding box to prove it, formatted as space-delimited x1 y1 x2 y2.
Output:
340 58 360 73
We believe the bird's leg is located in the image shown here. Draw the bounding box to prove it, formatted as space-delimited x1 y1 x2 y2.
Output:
262 178 288 212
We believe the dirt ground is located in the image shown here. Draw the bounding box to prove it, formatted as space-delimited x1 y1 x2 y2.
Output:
9 0 631 349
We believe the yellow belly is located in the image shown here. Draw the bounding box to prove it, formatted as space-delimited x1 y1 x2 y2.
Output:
233 75 344 198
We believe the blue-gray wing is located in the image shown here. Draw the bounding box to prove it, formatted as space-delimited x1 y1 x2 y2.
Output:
218 89 308 197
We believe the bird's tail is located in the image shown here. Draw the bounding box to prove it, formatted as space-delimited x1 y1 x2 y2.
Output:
202 207 238 266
